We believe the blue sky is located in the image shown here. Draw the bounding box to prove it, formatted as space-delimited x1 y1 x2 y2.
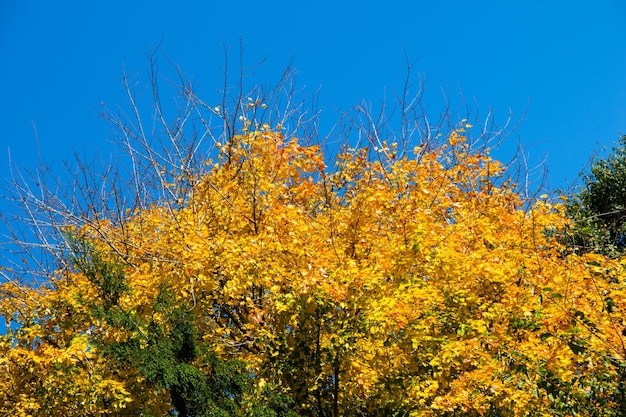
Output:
1 1 626 196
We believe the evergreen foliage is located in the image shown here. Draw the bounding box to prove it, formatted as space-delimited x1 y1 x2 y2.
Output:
563 135 626 257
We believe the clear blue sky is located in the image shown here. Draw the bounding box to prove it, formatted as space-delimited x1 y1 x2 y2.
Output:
1 1 626 195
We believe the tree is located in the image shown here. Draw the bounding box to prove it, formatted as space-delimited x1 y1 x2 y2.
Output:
563 135 626 258
560 134 626 415
2 51 626 416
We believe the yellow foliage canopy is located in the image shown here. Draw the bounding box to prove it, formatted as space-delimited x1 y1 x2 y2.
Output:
2 128 626 416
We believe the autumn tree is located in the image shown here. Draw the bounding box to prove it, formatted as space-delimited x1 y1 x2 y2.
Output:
2 51 626 416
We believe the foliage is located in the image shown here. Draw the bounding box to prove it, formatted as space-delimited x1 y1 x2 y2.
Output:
562 135 626 257
560 134 626 414
3 121 626 416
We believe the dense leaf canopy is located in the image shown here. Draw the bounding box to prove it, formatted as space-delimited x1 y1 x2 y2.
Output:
564 135 626 258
